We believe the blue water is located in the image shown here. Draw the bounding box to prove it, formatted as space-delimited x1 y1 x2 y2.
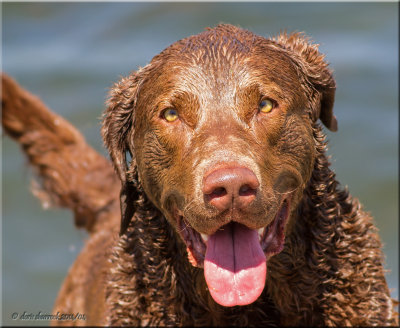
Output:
2 3 398 325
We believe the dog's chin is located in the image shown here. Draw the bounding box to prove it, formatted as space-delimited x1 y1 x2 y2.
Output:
173 196 291 307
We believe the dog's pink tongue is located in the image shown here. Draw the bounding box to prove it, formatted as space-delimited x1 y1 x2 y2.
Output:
204 223 266 307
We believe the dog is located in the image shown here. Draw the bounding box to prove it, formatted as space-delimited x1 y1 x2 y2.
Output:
2 24 397 326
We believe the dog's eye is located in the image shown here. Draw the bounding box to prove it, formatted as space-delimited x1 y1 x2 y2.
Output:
162 108 179 122
259 99 274 113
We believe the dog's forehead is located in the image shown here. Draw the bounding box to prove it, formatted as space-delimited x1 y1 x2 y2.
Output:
156 27 289 72
157 25 256 59
147 32 301 101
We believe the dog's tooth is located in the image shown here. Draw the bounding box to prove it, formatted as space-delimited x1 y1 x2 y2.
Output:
201 234 209 242
258 228 264 236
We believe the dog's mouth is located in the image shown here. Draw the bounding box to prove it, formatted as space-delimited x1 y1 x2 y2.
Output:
177 197 290 307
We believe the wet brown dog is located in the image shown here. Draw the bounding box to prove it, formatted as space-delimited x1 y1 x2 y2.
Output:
2 24 398 326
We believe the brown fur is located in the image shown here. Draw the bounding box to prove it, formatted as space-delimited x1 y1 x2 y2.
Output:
2 24 398 326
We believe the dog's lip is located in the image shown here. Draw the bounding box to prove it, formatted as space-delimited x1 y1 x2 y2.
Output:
259 197 290 255
178 216 206 267
175 196 291 268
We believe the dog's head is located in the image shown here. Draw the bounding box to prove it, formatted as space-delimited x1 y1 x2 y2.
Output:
102 24 336 307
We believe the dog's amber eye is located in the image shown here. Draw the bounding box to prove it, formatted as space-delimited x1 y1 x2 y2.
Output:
259 99 274 113
162 108 179 122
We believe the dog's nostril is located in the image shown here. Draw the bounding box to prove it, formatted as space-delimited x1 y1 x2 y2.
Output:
239 184 257 197
211 187 227 198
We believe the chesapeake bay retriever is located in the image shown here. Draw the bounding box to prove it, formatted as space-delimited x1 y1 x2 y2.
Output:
2 24 398 326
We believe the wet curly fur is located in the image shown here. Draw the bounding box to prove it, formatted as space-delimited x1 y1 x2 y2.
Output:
101 25 397 326
103 124 396 326
2 24 397 327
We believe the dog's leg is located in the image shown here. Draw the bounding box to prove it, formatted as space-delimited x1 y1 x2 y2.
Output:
2 73 119 232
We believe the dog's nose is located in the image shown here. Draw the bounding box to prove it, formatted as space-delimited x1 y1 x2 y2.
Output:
203 166 259 212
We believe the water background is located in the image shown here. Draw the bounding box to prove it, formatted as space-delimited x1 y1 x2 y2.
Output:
2 2 398 326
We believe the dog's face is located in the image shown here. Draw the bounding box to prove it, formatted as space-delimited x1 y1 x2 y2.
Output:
102 25 336 307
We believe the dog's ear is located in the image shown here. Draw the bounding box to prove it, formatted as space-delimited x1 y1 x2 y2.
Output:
102 71 145 235
270 32 338 132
